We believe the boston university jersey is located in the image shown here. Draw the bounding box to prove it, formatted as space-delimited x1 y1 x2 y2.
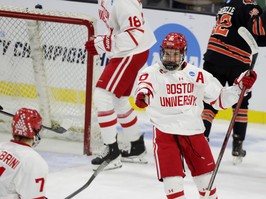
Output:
204 0 263 67
98 0 156 58
135 62 242 135
0 140 48 199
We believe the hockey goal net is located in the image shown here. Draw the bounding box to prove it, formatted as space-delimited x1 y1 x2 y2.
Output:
0 5 103 155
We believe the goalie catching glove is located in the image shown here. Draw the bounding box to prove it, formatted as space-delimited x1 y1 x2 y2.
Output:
85 35 112 55
234 70 257 94
135 89 152 109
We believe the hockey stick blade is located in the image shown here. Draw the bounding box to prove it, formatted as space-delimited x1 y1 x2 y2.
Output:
238 27 259 55
204 27 259 199
238 27 259 70
64 160 111 199
42 125 67 134
0 107 67 134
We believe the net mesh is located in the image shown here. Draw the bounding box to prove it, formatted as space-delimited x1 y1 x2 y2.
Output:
0 5 103 154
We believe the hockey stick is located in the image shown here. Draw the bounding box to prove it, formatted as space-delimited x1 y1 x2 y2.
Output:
64 159 111 199
0 105 67 134
204 26 259 198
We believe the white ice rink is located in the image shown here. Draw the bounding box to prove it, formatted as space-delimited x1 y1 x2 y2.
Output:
1 113 266 199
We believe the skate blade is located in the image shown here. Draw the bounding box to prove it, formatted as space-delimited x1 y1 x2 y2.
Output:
121 151 148 164
233 156 243 165
92 158 122 171
121 156 148 164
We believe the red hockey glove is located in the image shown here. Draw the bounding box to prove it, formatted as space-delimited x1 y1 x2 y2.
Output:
242 71 257 89
135 89 151 109
85 40 98 56
85 35 112 55
135 92 149 108
235 70 257 90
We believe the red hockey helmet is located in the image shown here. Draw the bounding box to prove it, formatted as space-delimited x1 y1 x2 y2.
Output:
160 32 187 70
161 32 187 51
12 108 42 139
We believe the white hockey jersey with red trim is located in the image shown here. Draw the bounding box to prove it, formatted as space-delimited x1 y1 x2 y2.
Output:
0 140 48 199
98 0 156 58
135 62 242 135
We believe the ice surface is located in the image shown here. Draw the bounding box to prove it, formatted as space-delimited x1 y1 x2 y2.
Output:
1 113 266 199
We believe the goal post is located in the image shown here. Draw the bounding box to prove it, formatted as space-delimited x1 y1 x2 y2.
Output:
0 5 100 155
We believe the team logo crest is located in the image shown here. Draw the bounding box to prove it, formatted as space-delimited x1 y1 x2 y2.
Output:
189 71 195 77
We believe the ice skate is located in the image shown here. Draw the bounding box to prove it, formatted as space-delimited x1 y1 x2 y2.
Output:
91 142 122 171
121 135 148 164
232 140 246 165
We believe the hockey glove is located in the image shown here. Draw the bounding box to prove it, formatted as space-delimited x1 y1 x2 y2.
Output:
85 35 112 55
234 70 257 91
135 89 151 109
85 39 98 56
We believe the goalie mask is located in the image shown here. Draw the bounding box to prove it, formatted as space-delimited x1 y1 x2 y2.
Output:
160 32 187 71
12 108 43 147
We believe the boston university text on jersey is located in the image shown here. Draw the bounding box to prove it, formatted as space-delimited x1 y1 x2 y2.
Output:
162 83 197 107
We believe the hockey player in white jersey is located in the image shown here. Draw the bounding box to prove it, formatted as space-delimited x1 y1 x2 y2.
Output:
134 32 257 199
0 108 48 199
85 0 156 170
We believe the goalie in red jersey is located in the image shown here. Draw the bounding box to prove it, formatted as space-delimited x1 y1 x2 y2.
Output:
134 32 257 199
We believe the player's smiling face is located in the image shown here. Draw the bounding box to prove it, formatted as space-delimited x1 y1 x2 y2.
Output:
162 49 182 66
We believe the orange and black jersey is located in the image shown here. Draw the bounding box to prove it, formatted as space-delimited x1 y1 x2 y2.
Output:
204 0 266 67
